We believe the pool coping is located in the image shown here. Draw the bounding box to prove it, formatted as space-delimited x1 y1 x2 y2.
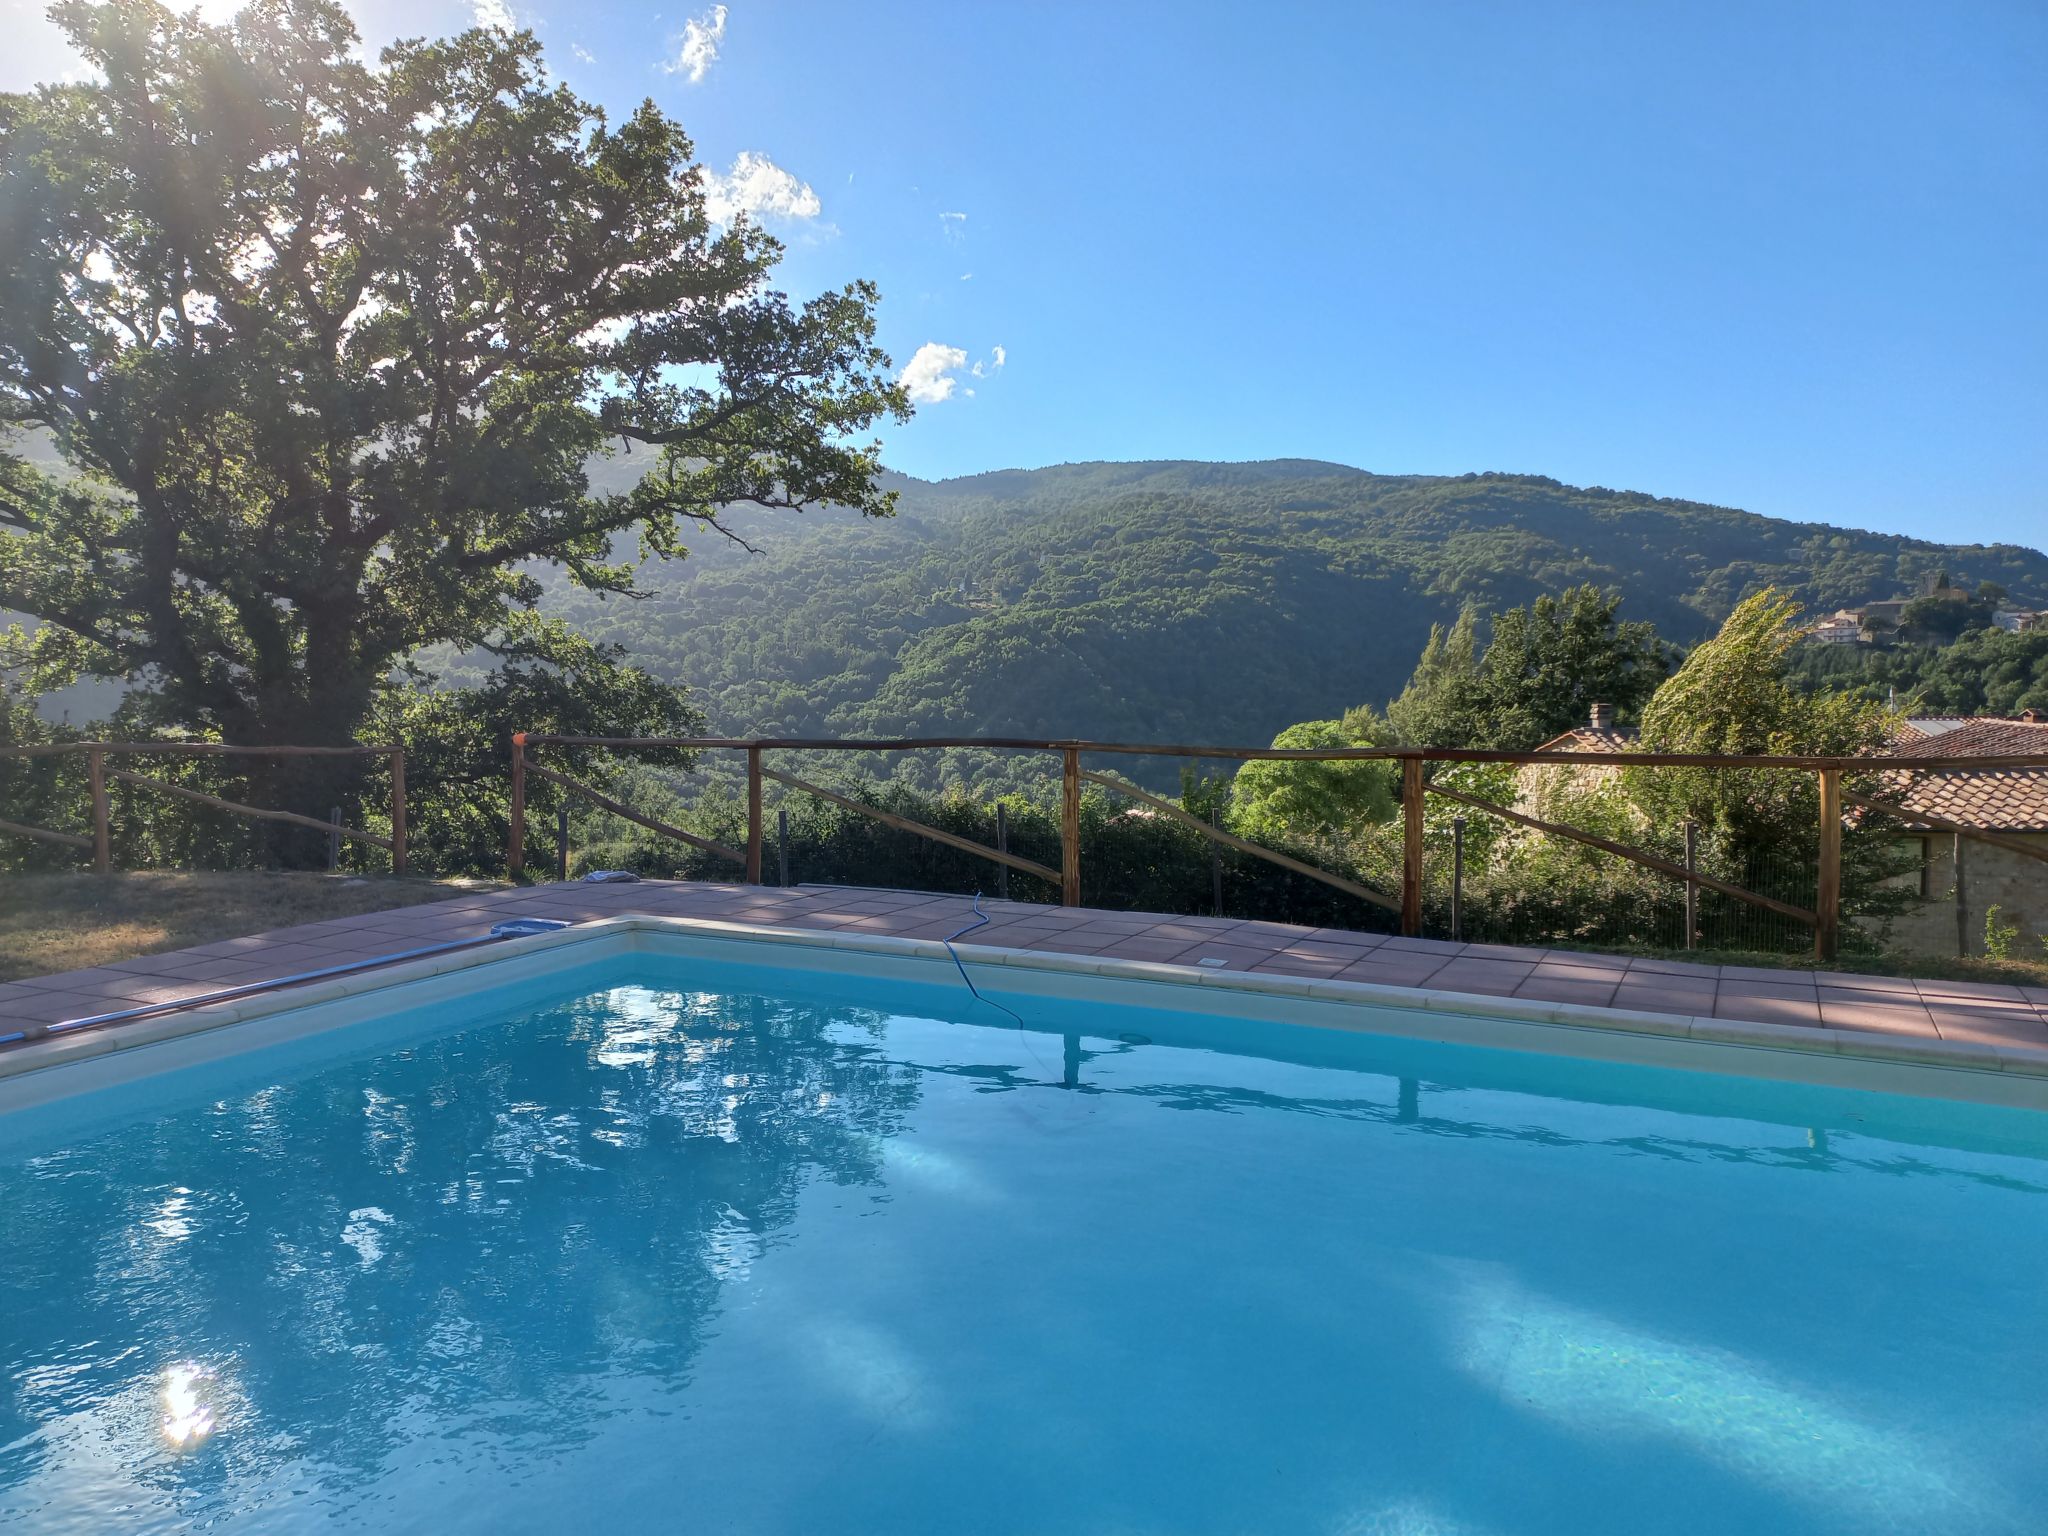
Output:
3 914 2045 1104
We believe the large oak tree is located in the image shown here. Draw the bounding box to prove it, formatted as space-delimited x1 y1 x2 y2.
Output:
0 0 906 752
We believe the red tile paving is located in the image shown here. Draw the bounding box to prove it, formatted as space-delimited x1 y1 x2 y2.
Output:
3 880 2046 1066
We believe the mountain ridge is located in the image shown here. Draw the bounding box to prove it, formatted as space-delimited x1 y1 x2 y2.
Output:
543 458 2048 766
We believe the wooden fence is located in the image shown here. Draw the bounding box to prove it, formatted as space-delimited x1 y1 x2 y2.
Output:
0 741 407 873
510 733 2048 962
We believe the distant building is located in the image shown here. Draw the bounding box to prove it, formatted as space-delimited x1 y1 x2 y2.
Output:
1993 609 2042 633
1811 610 1866 646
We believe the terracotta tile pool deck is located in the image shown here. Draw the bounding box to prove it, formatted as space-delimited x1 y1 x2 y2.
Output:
4 880 2047 1062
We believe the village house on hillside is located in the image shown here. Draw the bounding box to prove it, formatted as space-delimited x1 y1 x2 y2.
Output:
1812 610 1867 645
1798 571 2044 648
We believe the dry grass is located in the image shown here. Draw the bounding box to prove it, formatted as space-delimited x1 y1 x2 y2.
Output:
0 871 505 983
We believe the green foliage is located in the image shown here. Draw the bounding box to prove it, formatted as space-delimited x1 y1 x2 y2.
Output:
1420 761 1518 863
0 675 87 871
1387 585 1667 748
0 0 903 755
1629 589 1912 938
1983 905 2019 962
1897 595 1995 644
1229 709 1399 845
1788 625 2048 716
1635 588 1894 834
366 617 701 877
1385 611 1489 749
1177 764 1232 823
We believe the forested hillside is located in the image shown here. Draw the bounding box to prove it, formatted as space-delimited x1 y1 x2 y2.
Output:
541 458 2048 760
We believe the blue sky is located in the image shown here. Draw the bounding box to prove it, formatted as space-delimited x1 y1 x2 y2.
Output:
6 1 2044 546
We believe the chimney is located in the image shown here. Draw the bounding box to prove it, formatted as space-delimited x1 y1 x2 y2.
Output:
2022 708 2041 724
1589 702 1615 730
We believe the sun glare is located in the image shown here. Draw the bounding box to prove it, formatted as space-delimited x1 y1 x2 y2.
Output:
161 1363 216 1448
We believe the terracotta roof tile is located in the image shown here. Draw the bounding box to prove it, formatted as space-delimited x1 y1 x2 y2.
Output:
1532 726 1639 754
1871 718 2048 831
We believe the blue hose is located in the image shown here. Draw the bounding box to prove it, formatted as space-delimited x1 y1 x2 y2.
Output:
941 894 1026 1029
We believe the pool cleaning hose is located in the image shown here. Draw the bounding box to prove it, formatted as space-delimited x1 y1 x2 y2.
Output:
941 894 1027 1029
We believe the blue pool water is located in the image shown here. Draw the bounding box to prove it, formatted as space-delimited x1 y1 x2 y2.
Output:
2 954 2045 1534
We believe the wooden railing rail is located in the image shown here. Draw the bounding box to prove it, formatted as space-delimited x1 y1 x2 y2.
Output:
107 769 395 852
509 732 2048 963
525 761 745 866
0 741 399 758
0 740 407 872
0 815 91 849
1082 770 1398 912
765 766 1061 886
515 734 2044 773
1423 781 1820 927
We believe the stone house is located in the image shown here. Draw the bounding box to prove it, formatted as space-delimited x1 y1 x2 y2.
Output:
1865 715 2048 958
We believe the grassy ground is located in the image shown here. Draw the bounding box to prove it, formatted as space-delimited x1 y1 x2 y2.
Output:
0 871 504 983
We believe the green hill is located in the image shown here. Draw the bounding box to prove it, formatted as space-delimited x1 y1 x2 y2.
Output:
542 459 2048 775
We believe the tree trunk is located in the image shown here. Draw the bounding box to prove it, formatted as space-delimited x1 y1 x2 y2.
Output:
233 610 383 868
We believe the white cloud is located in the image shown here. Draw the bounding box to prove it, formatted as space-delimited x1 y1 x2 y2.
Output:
571 44 596 64
668 4 728 82
901 343 1005 404
938 211 967 223
900 342 969 404
472 0 514 31
959 272 973 281
700 152 821 225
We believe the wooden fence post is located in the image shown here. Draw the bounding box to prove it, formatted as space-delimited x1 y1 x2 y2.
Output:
745 745 764 883
508 732 527 877
1401 755 1425 937
1061 747 1082 906
389 748 407 875
1816 767 1842 962
88 747 110 873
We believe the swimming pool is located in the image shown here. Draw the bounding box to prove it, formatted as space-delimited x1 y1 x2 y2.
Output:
3 928 2045 1533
